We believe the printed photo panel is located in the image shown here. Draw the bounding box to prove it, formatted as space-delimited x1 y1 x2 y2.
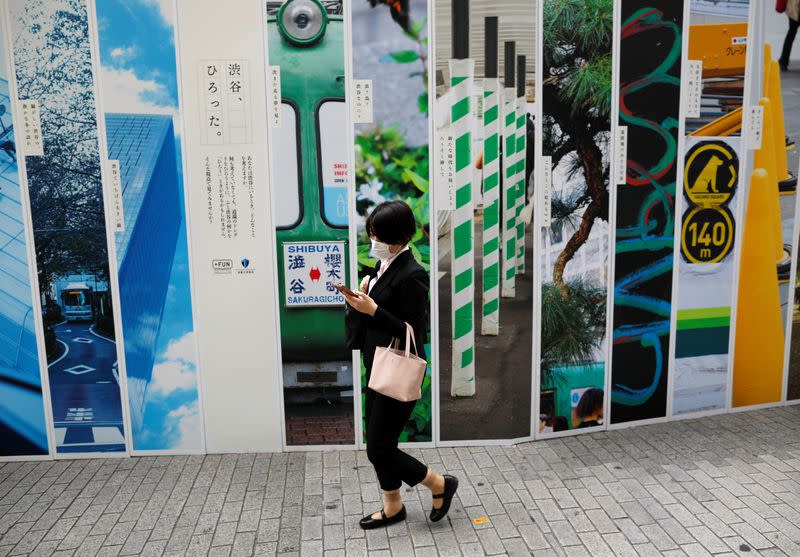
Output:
266 0 356 446
672 1 751 416
0 18 49 458
435 0 536 441
763 2 800 403
610 1 685 424
93 0 204 452
351 0 433 442
176 0 282 452
7 0 128 454
537 0 614 436
731 2 794 408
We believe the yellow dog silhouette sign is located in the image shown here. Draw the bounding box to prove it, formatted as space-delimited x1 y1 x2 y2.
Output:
684 141 738 208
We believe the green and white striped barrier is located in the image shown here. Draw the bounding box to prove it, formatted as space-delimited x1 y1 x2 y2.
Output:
501 87 517 297
515 96 526 274
481 78 501 336
449 58 475 396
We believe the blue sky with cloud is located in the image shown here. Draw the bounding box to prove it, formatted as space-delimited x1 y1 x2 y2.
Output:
96 0 201 451
97 0 178 115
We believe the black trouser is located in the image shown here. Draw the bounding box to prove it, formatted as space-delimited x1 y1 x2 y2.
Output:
364 387 428 491
781 17 800 68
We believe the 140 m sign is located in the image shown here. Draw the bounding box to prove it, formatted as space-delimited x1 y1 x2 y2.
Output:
681 140 738 264
681 206 735 264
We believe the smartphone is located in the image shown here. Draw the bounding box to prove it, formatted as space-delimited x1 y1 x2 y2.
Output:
333 283 358 297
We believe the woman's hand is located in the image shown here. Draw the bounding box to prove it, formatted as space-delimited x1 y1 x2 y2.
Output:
360 275 370 294
344 290 378 317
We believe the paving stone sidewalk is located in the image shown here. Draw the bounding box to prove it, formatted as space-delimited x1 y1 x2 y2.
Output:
2 405 800 556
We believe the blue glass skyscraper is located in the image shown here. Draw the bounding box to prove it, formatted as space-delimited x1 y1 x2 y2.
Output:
0 77 48 455
105 113 181 432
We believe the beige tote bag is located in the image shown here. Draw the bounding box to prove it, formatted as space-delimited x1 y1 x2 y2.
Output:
368 322 426 402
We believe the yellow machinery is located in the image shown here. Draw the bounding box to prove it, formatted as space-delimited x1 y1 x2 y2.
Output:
688 23 747 137
688 22 748 79
688 25 796 192
690 106 742 137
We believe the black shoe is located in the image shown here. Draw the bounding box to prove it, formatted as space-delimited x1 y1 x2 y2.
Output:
780 61 789 72
359 505 406 530
429 475 459 522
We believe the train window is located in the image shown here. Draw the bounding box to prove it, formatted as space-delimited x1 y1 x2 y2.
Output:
273 102 302 228
62 291 87 306
317 100 348 228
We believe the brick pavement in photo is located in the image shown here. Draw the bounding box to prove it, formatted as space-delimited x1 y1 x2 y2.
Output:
1 405 800 556
285 417 356 446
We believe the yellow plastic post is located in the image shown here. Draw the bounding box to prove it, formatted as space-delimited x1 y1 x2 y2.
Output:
756 97 783 263
763 43 772 94
768 60 790 182
763 44 790 182
732 169 785 407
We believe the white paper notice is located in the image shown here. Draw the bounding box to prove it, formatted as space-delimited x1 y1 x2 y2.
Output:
352 79 373 124
436 128 456 211
614 126 628 185
268 66 281 128
540 156 552 228
18 99 43 156
685 60 703 119
107 160 125 232
746 105 764 151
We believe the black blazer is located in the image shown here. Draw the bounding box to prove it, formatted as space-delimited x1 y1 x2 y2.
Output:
345 250 429 379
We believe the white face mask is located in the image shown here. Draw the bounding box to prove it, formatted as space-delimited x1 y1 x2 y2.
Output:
370 239 394 261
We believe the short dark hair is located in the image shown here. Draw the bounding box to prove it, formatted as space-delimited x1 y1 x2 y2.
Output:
365 200 416 245
576 388 604 418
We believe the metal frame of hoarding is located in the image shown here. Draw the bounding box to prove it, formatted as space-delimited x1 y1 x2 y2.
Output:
423 0 440 452
344 0 364 453
429 0 444 450
664 0 694 424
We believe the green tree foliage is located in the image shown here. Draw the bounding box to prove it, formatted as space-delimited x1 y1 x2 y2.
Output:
11 0 116 359
541 281 607 380
542 0 612 295
12 0 112 294
355 126 430 273
541 0 612 380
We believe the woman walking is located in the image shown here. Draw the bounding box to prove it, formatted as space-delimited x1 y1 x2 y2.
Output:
780 0 800 71
344 200 458 529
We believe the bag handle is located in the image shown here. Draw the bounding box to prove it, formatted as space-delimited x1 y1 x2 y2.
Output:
403 322 419 358
386 322 420 357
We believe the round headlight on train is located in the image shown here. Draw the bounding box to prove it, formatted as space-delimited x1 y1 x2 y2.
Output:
278 0 328 45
